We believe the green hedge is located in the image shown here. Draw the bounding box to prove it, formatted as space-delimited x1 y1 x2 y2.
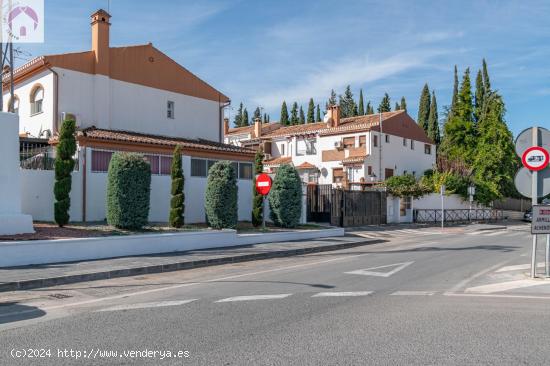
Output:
54 118 76 227
252 148 265 227
269 164 302 228
205 161 238 229
106 153 151 229
169 146 185 227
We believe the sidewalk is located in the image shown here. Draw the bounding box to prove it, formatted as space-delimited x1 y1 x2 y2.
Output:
0 235 378 293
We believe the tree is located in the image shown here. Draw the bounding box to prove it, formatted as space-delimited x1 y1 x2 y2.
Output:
252 148 265 227
377 93 391 113
474 69 485 124
253 106 262 122
316 104 321 122
327 89 337 109
358 89 365 115
290 102 299 125
205 161 238 229
280 101 289 125
269 164 302 228
366 102 374 115
340 85 356 118
447 65 459 122
482 58 491 92
242 108 249 126
106 153 151 229
395 102 400 111
299 105 305 124
385 174 431 198
417 83 431 132
54 116 77 227
400 96 407 112
427 91 440 146
169 146 185 227
307 98 315 123
234 102 243 127
263 113 268 123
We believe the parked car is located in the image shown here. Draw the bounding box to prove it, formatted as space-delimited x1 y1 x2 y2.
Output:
524 209 532 222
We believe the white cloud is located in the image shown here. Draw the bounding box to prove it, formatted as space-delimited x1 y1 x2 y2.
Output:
252 50 444 109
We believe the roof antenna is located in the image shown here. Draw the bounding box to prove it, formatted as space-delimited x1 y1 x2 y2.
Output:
107 0 110 13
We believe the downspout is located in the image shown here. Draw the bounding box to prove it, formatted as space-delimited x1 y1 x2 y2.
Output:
46 65 59 135
82 145 87 223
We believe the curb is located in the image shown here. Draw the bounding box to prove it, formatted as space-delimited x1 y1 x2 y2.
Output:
0 239 382 293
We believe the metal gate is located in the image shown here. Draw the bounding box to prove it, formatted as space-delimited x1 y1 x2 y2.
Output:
307 184 333 222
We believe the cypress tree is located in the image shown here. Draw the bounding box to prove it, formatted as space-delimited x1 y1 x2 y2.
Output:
299 105 305 124
377 93 391 113
316 104 321 122
427 91 440 146
400 97 407 112
169 146 185 228
327 89 337 109
457 68 473 123
395 102 400 111
205 161 238 229
366 102 374 115
263 113 268 123
448 65 459 122
482 58 491 93
474 69 485 124
358 89 365 115
280 101 289 125
417 83 431 132
253 106 262 122
243 108 249 126
251 147 265 227
307 98 315 123
54 117 77 227
268 165 302 228
290 102 299 125
234 102 243 127
340 85 356 118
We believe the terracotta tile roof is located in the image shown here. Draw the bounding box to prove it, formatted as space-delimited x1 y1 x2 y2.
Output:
342 155 367 164
263 156 292 167
261 122 328 138
226 122 282 136
77 127 256 155
296 162 318 170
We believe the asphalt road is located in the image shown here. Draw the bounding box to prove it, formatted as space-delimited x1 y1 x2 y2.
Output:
1 224 549 365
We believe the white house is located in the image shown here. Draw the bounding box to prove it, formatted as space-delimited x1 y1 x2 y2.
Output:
7 9 255 224
225 105 436 186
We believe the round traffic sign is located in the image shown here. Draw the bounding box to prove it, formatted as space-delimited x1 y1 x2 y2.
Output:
514 167 550 198
522 146 549 171
515 126 550 158
255 173 272 195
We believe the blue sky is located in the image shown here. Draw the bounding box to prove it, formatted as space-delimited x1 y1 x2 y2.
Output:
20 0 550 136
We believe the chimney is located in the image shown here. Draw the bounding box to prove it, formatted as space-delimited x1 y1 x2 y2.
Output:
91 9 111 75
326 105 340 127
223 118 229 135
253 117 262 138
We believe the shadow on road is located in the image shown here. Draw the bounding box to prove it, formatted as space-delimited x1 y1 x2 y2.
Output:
0 302 46 325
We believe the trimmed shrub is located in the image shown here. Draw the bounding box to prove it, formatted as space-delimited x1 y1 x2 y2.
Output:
106 152 151 229
269 164 302 228
385 174 431 198
169 146 185 227
54 117 77 227
251 148 265 227
205 161 238 229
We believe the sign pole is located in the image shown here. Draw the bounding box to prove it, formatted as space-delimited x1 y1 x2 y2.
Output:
531 127 539 278
440 185 445 229
546 234 550 278
262 196 266 230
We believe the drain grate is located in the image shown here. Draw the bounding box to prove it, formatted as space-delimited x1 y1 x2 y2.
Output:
48 293 72 299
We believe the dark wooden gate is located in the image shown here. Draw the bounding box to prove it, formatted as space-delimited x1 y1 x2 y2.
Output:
307 184 333 222
330 189 387 227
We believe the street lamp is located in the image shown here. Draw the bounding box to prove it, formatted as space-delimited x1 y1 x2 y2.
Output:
468 184 476 220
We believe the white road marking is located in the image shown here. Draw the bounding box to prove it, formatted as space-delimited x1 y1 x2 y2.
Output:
216 294 291 302
391 291 435 296
345 261 414 278
99 299 197 312
465 279 550 294
496 262 545 272
446 257 519 293
312 291 373 297
484 231 506 236
466 231 485 236
444 292 550 300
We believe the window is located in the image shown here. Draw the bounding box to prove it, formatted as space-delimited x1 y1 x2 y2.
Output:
411 140 415 150
424 144 432 155
403 138 407 146
343 137 355 149
191 158 207 177
373 135 378 147
400 197 412 216
160 156 172 175
333 168 344 183
231 162 239 176
167 101 175 119
239 162 253 180
296 138 317 156
8 95 19 114
385 168 394 179
359 135 366 147
367 165 373 176
281 144 285 156
385 134 390 143
91 150 113 173
30 85 44 115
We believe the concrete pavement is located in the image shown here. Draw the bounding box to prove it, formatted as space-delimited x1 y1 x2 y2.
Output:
1 223 548 365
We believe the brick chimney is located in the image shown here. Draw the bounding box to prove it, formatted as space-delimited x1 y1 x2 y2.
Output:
91 9 111 76
326 105 340 127
253 117 262 138
223 118 229 135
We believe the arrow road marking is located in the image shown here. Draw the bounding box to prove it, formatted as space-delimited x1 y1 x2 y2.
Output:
344 261 414 278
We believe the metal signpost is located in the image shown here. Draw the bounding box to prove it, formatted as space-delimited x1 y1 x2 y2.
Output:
255 173 273 230
514 127 550 278
440 185 446 229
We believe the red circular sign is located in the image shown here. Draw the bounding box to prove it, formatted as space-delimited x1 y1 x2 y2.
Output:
522 146 549 171
255 173 272 195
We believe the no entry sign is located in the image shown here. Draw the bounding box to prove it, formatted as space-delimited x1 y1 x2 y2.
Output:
522 146 549 171
255 173 272 195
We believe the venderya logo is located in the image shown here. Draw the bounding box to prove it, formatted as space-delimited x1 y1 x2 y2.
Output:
1 0 43 43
